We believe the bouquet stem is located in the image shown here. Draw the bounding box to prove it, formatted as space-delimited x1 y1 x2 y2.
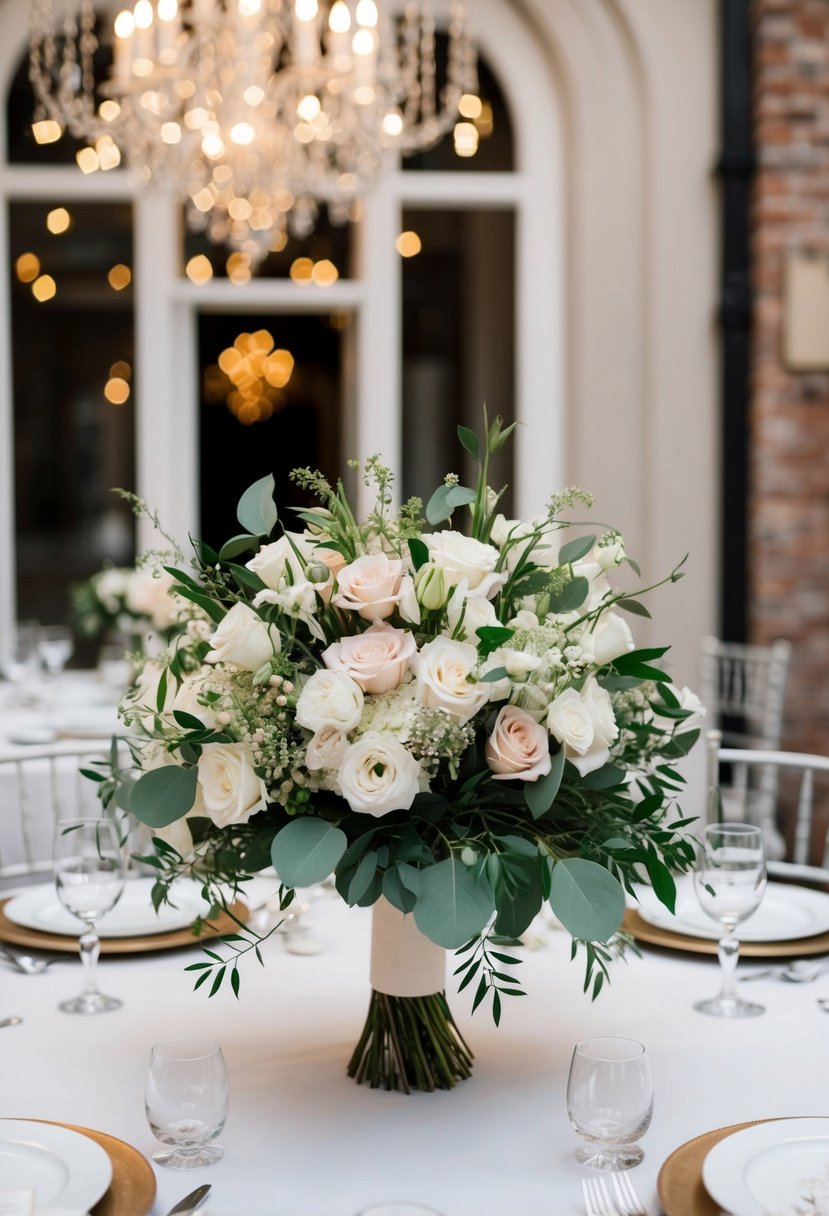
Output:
347 989 473 1092
347 897 474 1092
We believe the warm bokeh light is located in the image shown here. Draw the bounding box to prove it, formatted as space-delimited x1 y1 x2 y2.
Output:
185 254 214 284
15 253 41 283
46 208 71 235
95 134 121 170
32 119 62 145
99 100 121 123
312 259 339 286
227 252 252 285
76 147 100 173
104 377 130 405
453 121 479 158
108 263 132 291
213 330 294 424
32 275 57 302
110 360 132 380
290 257 314 285
395 230 422 258
458 93 483 120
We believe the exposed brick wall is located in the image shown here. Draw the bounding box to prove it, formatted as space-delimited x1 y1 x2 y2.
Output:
751 0 829 755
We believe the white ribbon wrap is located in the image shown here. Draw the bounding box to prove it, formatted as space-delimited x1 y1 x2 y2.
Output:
370 896 445 997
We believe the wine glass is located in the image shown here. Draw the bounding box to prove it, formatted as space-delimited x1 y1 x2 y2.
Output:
566 1036 653 1170
693 822 767 1017
145 1038 229 1169
53 817 126 1014
3 619 41 703
38 624 74 677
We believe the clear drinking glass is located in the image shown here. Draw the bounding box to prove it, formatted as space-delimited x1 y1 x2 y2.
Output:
567 1037 653 1170
38 624 74 677
693 822 767 1017
4 619 41 699
145 1038 229 1169
53 818 126 1014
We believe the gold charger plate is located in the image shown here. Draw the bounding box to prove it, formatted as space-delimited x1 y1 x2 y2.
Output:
22 1119 156 1216
0 896 248 954
623 908 829 958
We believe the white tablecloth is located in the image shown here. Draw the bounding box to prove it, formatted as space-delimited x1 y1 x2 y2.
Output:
2 893 827 1216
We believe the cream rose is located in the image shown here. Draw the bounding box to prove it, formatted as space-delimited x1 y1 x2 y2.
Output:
546 681 618 776
305 725 349 772
126 567 179 630
332 553 406 621
296 669 364 733
426 531 506 600
172 669 217 729
415 637 489 724
245 535 307 591
591 611 635 666
197 742 267 828
445 583 499 641
486 705 552 782
205 602 280 672
323 623 416 695
338 731 421 817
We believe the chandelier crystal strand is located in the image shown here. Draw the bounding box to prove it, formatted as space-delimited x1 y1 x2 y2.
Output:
29 0 480 253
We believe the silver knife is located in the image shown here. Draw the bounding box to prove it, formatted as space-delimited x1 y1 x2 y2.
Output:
165 1184 212 1216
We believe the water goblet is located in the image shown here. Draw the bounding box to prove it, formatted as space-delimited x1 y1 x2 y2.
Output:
53 817 126 1014
38 624 74 677
145 1038 229 1169
693 821 767 1018
567 1036 653 1170
4 619 41 702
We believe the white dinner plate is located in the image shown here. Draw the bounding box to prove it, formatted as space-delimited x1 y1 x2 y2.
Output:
4 877 213 938
635 880 829 942
44 707 121 739
703 1118 829 1216
0 1120 112 1214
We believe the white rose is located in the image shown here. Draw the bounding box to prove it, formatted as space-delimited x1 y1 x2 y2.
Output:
305 725 349 772
172 669 217 728
426 531 507 600
96 568 129 607
296 669 364 733
197 742 267 828
673 685 707 732
332 553 407 621
546 688 597 766
592 612 635 666
581 677 619 750
126 567 180 630
595 539 626 570
338 731 421 817
415 637 489 724
245 535 308 591
205 602 280 672
445 583 499 641
503 649 543 679
490 515 559 570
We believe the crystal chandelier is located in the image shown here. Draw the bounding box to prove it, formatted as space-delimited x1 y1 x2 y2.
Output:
29 0 480 254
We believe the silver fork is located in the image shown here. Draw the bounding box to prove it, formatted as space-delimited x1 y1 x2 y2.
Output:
583 1176 620 1216
610 1171 648 1216
0 944 65 975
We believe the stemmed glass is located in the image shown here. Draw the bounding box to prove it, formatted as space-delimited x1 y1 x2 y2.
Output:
38 624 74 677
53 817 126 1014
3 619 41 703
693 822 767 1018
566 1036 653 1170
145 1038 229 1169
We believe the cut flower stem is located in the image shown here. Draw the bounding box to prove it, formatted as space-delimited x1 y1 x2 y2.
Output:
347 990 474 1092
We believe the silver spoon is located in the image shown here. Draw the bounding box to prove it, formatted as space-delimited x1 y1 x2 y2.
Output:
0 945 65 975
741 958 829 983
0 1017 23 1028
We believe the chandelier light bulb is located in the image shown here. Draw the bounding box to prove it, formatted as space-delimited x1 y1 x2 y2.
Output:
328 1 351 33
295 0 318 21
355 0 378 28
133 1 153 31
382 111 403 138
297 94 321 122
238 0 262 14
113 9 135 38
157 0 178 20
230 121 255 145
352 28 373 55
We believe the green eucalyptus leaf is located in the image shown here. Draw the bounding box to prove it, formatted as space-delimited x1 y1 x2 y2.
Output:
129 765 198 828
445 485 477 509
524 747 565 819
237 474 278 537
493 856 543 938
457 424 480 461
549 858 625 943
271 818 347 888
558 535 596 565
346 850 378 905
219 533 258 560
413 856 495 949
425 484 454 526
382 865 418 914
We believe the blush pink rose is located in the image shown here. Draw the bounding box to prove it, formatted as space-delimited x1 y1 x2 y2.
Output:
323 622 417 694
485 705 553 782
332 553 405 621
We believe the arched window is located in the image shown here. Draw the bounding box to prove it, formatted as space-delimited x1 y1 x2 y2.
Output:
0 0 562 650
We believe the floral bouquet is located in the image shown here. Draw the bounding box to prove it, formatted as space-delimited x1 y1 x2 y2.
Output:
70 562 183 646
96 415 701 1092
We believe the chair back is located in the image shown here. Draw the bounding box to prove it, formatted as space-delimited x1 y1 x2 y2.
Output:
0 744 111 886
699 635 791 751
705 729 829 866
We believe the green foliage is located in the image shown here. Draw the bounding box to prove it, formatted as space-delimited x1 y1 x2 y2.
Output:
271 817 348 887
236 474 278 537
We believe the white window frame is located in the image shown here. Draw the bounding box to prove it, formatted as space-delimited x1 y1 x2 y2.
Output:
0 0 562 648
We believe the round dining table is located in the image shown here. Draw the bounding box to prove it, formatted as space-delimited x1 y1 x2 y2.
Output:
2 885 827 1216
